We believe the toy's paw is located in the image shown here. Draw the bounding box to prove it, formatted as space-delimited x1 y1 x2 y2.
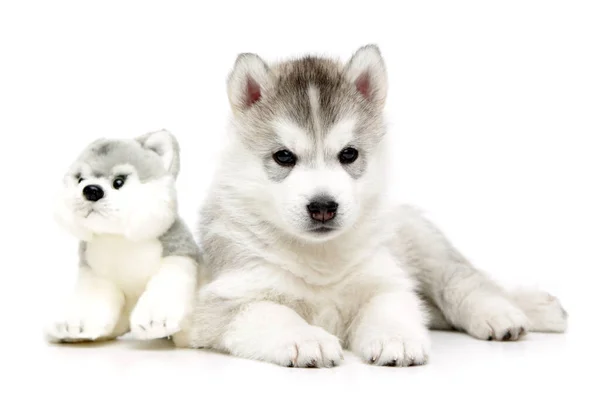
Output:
462 295 530 341
354 330 430 367
129 289 188 340
45 301 121 342
260 326 344 368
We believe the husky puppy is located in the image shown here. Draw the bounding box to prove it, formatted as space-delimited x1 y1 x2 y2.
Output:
46 130 202 343
184 45 568 367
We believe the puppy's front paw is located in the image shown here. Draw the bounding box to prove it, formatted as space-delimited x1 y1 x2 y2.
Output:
354 331 430 367
130 290 188 340
249 326 344 368
45 301 121 342
462 296 530 341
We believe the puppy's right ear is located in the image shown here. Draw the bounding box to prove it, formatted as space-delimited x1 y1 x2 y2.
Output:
227 53 274 114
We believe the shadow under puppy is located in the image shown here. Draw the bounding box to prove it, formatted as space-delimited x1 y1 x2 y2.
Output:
46 130 203 343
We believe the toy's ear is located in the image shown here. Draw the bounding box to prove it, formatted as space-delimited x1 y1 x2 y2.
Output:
227 53 274 114
52 188 93 242
136 129 180 179
344 44 388 108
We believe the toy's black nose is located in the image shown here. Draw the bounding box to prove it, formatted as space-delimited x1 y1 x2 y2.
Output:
307 197 338 222
82 185 104 202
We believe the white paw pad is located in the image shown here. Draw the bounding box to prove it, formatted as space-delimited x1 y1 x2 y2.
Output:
270 327 344 368
45 306 119 342
129 291 187 340
358 336 430 367
464 297 530 341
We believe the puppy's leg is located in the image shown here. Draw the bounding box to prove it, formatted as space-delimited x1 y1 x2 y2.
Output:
130 256 197 340
347 251 431 367
45 266 125 343
186 286 343 368
395 205 568 340
435 268 531 341
224 302 344 367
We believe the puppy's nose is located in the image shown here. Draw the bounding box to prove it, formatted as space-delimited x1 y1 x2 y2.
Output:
82 185 104 202
307 197 338 222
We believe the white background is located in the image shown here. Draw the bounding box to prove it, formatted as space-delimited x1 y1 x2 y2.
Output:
1 1 598 398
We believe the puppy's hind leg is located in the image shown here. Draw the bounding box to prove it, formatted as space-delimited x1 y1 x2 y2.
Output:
394 205 568 341
509 288 568 333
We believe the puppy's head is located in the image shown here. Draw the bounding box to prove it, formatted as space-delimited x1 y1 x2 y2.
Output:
55 130 180 241
226 45 389 242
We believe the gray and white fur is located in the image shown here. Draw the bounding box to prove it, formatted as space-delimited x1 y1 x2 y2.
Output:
182 45 568 367
46 130 204 343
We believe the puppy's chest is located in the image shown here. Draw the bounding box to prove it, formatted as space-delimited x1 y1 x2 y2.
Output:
276 256 392 339
302 286 355 338
273 247 355 285
84 235 163 297
283 270 369 339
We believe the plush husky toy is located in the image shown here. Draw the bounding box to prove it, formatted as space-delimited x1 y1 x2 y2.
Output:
46 129 202 343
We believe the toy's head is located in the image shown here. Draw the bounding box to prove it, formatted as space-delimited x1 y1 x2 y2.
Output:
55 130 180 241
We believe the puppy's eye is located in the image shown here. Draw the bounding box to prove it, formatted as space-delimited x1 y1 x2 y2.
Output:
77 178 84 184
338 147 359 164
273 149 297 167
112 175 126 189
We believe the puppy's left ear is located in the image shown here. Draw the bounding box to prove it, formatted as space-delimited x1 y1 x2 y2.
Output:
344 44 388 108
136 129 180 179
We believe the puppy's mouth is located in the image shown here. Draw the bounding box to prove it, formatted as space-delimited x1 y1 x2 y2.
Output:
307 225 337 235
311 226 334 233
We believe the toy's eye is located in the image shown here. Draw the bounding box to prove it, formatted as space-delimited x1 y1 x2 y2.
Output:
113 175 126 189
338 147 359 164
273 149 297 167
